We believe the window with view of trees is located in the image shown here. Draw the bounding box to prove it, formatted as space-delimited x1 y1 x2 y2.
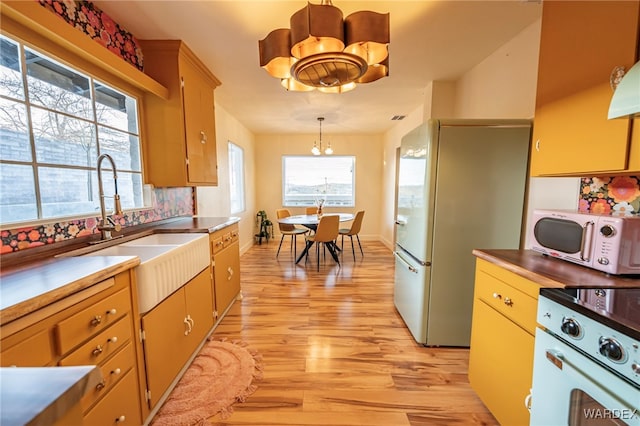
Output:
282 156 355 207
0 34 143 226
228 141 245 214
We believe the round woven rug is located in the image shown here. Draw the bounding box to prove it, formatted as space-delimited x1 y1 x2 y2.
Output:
151 338 263 426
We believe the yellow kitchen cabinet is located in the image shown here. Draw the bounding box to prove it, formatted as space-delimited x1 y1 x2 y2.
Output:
531 1 640 176
0 270 143 426
139 268 214 409
468 259 542 426
210 224 241 320
140 40 221 186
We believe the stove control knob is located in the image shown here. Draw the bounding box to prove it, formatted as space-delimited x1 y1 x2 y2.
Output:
599 225 616 237
560 318 581 338
599 337 625 362
632 363 640 375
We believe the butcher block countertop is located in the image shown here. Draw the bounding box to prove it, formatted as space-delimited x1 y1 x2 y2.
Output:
473 249 640 288
0 216 239 326
0 256 140 325
153 215 240 233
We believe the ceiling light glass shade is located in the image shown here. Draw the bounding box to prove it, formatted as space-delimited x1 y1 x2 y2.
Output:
258 0 389 93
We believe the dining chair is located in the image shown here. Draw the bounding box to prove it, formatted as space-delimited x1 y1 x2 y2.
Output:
304 214 340 271
275 209 309 259
339 210 365 261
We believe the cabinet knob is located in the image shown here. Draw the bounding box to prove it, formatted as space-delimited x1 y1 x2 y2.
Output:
492 292 501 300
227 266 233 280
107 308 117 315
504 297 513 307
108 336 118 344
90 315 102 326
535 139 541 152
200 131 207 144
116 415 126 423
95 380 106 391
92 345 104 357
111 368 121 376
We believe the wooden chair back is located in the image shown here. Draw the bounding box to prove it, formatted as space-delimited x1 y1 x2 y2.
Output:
276 209 295 232
344 211 365 236
313 215 339 243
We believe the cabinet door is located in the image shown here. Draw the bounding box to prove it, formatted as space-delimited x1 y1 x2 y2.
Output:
468 300 534 426
181 55 218 185
140 288 190 409
213 241 241 316
531 1 639 176
184 269 214 350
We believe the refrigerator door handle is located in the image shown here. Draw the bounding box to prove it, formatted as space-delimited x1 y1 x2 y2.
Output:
394 251 419 273
396 244 431 267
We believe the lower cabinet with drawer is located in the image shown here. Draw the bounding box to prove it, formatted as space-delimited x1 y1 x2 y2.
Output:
0 270 143 426
209 223 241 319
468 258 541 426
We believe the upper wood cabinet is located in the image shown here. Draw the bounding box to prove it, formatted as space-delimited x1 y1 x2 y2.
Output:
140 40 221 186
530 1 640 176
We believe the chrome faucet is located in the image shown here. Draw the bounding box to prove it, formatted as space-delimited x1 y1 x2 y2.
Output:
96 153 123 241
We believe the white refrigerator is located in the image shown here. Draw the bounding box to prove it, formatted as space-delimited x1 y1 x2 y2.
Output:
394 119 531 346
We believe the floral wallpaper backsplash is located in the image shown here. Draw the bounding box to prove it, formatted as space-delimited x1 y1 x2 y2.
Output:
38 0 144 71
0 188 193 254
579 176 640 214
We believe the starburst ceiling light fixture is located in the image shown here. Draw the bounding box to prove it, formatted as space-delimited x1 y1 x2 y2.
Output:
311 117 333 155
258 0 390 94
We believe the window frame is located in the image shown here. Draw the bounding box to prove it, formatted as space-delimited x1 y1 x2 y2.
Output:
0 32 146 228
228 140 245 214
281 155 356 208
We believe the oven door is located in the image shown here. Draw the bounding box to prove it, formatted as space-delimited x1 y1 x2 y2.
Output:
531 328 640 426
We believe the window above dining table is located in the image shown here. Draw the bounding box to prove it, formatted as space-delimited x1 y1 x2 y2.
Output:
282 156 355 207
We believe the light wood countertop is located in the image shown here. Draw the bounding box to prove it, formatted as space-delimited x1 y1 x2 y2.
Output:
0 256 139 325
473 249 640 288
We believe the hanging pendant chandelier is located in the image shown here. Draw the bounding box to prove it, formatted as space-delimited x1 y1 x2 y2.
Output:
258 0 390 94
312 117 333 155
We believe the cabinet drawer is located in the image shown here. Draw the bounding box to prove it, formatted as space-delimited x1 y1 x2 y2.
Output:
211 235 224 255
56 284 129 354
83 368 142 426
81 342 136 411
230 227 239 243
474 269 538 335
1 328 54 367
59 315 131 366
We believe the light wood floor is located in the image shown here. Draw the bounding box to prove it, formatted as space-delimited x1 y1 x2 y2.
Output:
208 239 498 425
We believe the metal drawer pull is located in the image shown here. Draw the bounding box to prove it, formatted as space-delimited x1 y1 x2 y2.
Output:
227 266 233 280
184 317 191 335
116 415 126 423
504 297 513 307
90 315 102 326
524 390 532 412
96 380 106 391
492 292 502 300
92 345 103 356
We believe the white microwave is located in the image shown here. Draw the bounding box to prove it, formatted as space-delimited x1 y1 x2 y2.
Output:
528 209 640 275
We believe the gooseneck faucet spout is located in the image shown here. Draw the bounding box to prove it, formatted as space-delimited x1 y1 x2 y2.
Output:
96 153 123 241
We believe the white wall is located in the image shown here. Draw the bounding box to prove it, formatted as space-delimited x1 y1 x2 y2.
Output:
380 19 581 250
196 103 257 254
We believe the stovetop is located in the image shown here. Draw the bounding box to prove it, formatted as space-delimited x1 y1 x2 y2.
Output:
540 288 640 341
538 288 640 386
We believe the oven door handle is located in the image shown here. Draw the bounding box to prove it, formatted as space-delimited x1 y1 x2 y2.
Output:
580 221 595 262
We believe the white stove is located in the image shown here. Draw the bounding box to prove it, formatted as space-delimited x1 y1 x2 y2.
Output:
531 288 640 425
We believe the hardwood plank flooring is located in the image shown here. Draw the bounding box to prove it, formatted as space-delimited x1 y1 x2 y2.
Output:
206 240 497 425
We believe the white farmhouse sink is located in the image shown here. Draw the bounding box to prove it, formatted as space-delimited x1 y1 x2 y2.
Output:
85 233 209 313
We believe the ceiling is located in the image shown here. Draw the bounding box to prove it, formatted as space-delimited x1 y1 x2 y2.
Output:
92 1 542 135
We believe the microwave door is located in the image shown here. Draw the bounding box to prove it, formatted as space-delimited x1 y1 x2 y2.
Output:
533 217 595 261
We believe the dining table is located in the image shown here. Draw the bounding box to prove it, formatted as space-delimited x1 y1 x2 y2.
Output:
277 213 355 264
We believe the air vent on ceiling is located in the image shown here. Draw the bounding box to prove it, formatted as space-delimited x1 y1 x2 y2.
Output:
391 115 406 121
